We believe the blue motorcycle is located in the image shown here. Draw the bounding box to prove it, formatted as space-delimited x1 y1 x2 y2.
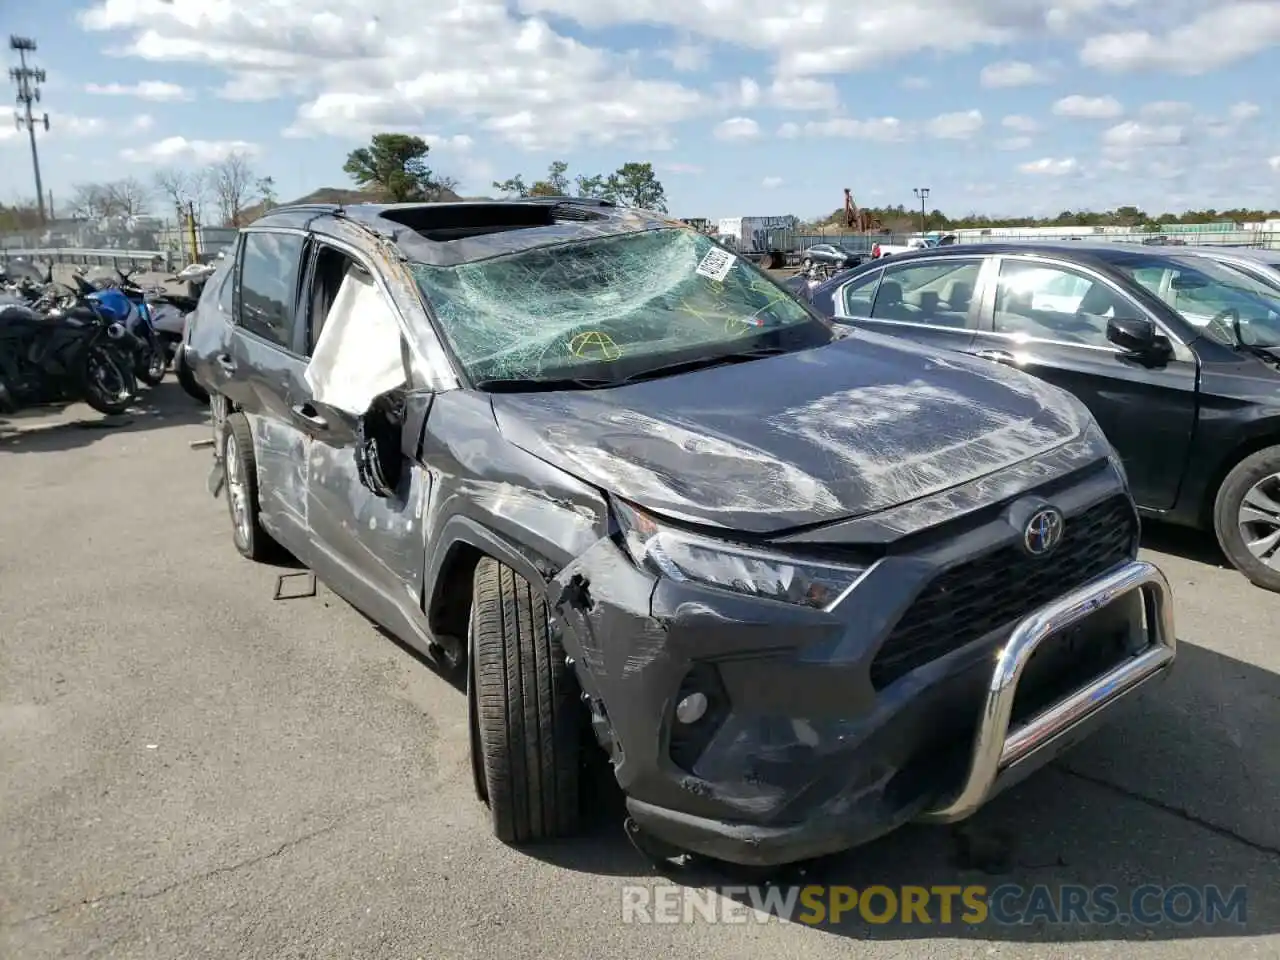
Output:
70 274 168 387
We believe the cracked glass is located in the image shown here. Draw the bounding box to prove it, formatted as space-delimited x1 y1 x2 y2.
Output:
410 228 823 383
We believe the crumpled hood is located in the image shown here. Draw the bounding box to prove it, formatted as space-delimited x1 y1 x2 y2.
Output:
491 334 1088 535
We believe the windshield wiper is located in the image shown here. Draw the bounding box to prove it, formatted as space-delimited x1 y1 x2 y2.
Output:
609 345 792 385
474 376 618 393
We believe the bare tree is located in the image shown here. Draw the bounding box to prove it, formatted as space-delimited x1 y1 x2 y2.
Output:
104 177 151 216
209 151 256 226
69 183 111 219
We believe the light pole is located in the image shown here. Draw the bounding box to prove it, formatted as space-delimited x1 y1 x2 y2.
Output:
9 36 50 223
913 186 929 236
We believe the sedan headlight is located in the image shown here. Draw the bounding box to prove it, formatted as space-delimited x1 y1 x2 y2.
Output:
613 500 869 610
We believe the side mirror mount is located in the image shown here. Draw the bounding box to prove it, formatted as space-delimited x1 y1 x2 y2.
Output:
354 388 408 499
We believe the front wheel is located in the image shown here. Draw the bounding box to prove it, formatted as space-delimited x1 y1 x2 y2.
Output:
79 345 137 415
469 557 581 844
1213 447 1280 592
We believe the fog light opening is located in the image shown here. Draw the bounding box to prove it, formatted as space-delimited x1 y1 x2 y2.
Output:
675 692 708 725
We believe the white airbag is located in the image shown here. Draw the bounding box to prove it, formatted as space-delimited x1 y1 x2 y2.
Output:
304 268 406 416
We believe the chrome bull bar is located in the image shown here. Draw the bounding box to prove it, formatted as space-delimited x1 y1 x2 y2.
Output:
917 559 1175 824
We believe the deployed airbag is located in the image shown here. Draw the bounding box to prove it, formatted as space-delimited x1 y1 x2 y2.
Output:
304 268 406 416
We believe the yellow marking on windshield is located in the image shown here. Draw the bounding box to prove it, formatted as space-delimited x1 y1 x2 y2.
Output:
568 330 622 360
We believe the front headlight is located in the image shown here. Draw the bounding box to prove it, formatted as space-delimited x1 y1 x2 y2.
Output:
613 501 869 610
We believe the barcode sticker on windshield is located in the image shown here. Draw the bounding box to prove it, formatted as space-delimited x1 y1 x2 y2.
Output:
696 247 736 282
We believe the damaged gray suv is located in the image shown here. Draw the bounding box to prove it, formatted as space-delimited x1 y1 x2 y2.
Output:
182 198 1176 867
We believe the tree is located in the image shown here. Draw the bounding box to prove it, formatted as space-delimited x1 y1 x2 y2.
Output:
604 162 666 211
343 133 451 202
105 177 151 216
492 174 529 198
209 152 256 226
0 202 42 232
527 160 570 196
256 175 279 212
153 167 206 215
574 173 608 199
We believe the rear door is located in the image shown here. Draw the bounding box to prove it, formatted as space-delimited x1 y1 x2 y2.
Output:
966 254 1198 511
228 227 313 554
829 254 988 354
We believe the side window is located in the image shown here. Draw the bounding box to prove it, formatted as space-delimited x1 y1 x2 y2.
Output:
993 260 1129 347
303 245 410 416
237 231 305 349
839 269 882 316
870 259 982 329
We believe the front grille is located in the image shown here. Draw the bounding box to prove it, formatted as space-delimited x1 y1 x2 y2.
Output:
869 495 1137 690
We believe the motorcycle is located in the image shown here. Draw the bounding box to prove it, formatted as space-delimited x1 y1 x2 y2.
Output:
0 294 141 416
70 267 169 386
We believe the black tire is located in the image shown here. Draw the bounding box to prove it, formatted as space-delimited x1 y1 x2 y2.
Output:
470 556 581 844
136 345 167 386
79 345 137 415
1213 446 1280 593
175 349 209 404
221 411 283 562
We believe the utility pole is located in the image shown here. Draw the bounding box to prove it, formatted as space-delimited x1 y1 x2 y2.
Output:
913 187 930 236
9 36 50 224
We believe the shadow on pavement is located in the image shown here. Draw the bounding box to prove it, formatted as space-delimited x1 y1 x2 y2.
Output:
525 640 1280 943
1140 519 1231 569
0 380 209 453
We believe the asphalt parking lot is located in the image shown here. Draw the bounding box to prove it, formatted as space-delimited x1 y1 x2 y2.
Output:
2 385 1278 960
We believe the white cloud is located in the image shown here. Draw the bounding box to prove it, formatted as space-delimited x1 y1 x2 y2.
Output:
761 175 783 188
901 75 930 89
1228 101 1261 123
1052 94 1124 119
1270 156 1280 172
130 114 154 132
80 0 709 150
767 77 839 111
979 60 1049 87
85 80 192 101
120 136 260 164
1102 121 1186 150
1080 3 1280 74
1020 157 1077 175
713 116 760 140
926 109 983 139
1002 114 1040 133
660 43 710 71
800 116 909 141
1140 100 1192 119
776 121 800 139
997 136 1033 150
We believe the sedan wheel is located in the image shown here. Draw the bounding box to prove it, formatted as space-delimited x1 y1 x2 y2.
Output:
1213 446 1280 592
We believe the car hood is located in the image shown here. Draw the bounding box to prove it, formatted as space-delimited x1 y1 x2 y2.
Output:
490 334 1089 535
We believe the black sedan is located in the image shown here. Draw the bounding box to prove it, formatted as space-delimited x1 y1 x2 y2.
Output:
807 240 1280 592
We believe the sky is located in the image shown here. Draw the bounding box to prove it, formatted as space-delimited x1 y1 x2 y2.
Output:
1 0 1279 223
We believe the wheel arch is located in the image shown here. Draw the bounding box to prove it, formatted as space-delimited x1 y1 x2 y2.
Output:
1198 431 1280 527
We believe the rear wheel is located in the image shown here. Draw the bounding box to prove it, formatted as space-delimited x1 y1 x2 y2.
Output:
136 343 167 386
79 345 136 415
222 412 283 562
469 557 581 843
1213 446 1280 593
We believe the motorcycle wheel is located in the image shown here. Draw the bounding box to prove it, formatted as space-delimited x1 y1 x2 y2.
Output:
136 345 167 386
80 345 138 415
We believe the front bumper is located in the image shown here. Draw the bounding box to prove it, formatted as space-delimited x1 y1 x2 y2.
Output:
562 553 1174 867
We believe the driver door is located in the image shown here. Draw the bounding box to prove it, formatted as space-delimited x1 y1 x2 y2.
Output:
296 241 436 623
966 255 1198 511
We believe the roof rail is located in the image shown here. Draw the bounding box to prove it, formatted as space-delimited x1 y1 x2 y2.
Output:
258 202 345 217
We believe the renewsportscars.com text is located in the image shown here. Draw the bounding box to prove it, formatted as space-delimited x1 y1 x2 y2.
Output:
620 883 1248 927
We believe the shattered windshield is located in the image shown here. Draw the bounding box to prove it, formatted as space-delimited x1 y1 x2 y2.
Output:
410 228 829 385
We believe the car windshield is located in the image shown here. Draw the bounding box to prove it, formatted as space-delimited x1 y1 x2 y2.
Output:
1114 254 1280 348
410 227 830 385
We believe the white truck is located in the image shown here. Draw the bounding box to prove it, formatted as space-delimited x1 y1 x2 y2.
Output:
715 215 800 269
871 233 959 259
